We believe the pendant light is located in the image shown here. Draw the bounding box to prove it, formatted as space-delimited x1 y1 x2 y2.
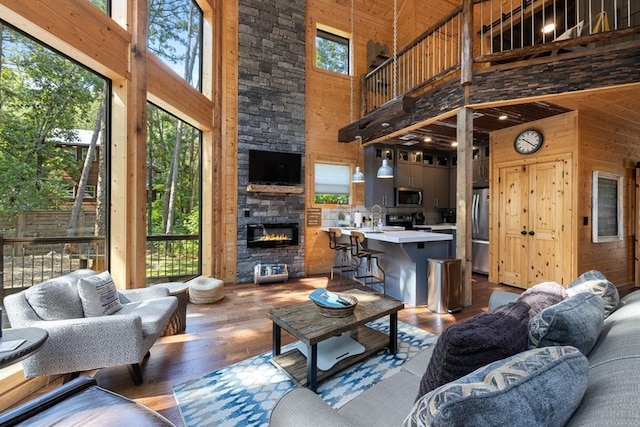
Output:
349 0 365 184
377 158 393 178
352 138 365 182
352 135 364 183
377 0 397 180
377 124 393 178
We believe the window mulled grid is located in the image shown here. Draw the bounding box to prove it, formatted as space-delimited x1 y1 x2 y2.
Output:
316 28 350 75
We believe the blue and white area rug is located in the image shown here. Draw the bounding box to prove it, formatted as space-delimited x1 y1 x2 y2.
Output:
172 319 437 427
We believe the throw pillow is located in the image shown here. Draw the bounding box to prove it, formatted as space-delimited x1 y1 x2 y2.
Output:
516 281 568 318
567 270 620 317
404 346 589 427
529 292 604 355
24 269 95 320
416 301 530 399
78 271 123 317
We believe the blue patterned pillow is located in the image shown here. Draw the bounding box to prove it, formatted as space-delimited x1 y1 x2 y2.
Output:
404 346 588 427
567 270 619 317
529 292 604 355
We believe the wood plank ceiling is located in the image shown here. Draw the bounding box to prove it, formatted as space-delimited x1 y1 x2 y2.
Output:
354 84 640 152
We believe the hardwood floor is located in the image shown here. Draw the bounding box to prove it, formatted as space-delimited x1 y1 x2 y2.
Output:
21 274 521 425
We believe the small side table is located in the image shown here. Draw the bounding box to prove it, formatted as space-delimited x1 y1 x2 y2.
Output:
155 282 189 336
0 327 48 369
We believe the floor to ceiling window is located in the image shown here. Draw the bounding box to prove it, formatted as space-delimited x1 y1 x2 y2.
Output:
146 103 201 280
0 22 109 290
145 0 203 281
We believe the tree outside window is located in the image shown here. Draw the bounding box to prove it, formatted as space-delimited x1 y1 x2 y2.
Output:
148 0 203 91
316 28 350 75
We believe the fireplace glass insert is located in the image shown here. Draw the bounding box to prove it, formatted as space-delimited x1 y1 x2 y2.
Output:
247 223 299 248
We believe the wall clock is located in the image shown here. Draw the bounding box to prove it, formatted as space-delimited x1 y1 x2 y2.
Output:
514 129 544 155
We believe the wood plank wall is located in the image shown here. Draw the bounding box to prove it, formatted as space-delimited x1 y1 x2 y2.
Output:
304 0 392 275
576 108 640 287
489 112 579 287
304 0 462 275
489 108 640 289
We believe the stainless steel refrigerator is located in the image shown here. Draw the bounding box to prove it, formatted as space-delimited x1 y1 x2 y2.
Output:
472 188 489 274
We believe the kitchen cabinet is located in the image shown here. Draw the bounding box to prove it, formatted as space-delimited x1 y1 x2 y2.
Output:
396 149 423 188
423 155 451 208
473 145 490 188
364 145 395 207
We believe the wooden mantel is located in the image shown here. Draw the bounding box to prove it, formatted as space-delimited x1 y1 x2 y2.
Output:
246 184 304 194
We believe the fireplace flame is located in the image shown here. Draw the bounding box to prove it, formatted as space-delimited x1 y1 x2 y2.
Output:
257 233 290 241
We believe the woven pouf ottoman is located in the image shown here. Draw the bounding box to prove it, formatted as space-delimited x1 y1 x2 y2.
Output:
188 276 224 304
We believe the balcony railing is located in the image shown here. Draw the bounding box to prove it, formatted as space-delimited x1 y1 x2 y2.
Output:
363 6 463 114
0 235 106 298
362 0 638 114
146 234 200 282
1 233 200 298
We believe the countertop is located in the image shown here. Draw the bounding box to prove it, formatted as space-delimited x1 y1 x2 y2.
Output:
321 227 453 244
414 224 456 231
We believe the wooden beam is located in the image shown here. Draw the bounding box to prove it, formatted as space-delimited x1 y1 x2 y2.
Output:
0 0 130 80
246 184 304 194
147 56 214 131
338 95 416 142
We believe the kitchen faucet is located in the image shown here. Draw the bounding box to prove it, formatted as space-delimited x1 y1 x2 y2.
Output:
370 204 383 230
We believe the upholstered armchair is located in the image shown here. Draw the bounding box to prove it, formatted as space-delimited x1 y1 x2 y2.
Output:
3 269 177 385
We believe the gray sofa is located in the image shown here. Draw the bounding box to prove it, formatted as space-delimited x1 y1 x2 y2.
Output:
270 282 640 426
3 269 177 384
0 376 176 426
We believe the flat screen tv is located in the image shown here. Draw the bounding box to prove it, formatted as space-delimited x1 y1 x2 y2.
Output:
249 149 302 185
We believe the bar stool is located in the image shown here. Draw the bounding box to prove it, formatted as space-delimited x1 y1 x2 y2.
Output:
327 227 357 285
349 231 386 295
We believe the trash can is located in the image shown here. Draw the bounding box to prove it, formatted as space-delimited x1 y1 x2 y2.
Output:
427 257 462 314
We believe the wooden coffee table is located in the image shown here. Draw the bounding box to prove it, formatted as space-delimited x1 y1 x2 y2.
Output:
267 289 404 392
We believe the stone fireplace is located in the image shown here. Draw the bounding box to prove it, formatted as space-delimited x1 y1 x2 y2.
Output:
236 0 306 283
247 223 299 248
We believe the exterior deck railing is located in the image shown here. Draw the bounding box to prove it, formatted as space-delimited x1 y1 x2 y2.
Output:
1 233 200 298
362 0 638 114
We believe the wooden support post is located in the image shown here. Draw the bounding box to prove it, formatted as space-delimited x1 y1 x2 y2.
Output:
460 0 473 85
457 107 474 307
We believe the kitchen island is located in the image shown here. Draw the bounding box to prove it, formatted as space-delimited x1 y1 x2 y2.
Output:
321 227 453 306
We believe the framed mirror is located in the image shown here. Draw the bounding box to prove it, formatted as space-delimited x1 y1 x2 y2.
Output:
592 171 623 243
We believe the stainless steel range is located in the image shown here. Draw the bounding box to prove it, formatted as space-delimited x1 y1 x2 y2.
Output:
386 214 414 230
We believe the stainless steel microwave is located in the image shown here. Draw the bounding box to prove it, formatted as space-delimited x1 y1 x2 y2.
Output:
396 187 423 207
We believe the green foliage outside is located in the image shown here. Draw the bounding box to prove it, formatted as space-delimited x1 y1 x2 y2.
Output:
0 25 104 224
316 31 349 74
1 0 203 278
315 194 349 205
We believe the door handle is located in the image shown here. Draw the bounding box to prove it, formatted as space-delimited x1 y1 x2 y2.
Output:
528 230 535 236
520 230 527 235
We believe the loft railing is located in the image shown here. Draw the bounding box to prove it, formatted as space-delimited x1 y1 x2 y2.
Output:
362 0 638 114
477 0 637 56
363 6 463 114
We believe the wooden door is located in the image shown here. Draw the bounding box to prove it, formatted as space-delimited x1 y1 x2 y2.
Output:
497 159 568 288
498 165 529 286
527 161 566 287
